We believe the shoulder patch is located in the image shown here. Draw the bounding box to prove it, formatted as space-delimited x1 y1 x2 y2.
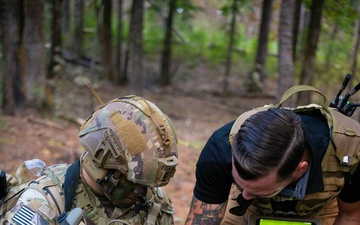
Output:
13 204 50 225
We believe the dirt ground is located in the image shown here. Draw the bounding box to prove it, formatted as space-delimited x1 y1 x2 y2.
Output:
0 66 278 224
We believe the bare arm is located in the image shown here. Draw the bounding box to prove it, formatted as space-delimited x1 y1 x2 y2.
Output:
184 195 227 225
333 198 360 225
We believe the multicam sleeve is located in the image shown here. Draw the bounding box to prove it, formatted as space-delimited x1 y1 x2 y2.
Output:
149 187 175 225
4 189 56 225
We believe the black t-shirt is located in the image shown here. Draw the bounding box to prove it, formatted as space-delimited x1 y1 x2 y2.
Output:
193 112 360 204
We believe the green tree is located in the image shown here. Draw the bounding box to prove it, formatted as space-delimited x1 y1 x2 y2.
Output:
73 0 84 60
128 0 144 95
278 0 295 100
99 0 113 81
223 0 239 93
160 0 177 85
297 0 325 105
0 0 23 115
23 0 46 108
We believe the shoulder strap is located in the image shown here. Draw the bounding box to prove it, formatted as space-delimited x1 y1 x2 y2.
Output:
229 108 268 146
0 171 8 200
56 160 81 223
277 85 329 109
229 85 329 146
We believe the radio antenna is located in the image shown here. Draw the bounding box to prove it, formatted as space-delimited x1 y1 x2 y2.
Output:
84 78 104 105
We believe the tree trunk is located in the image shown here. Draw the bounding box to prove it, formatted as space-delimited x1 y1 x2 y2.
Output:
74 0 84 60
0 0 23 115
223 0 238 93
23 0 46 109
62 0 70 49
296 2 308 63
47 0 62 79
297 0 324 105
350 6 360 78
128 0 144 95
115 0 126 84
254 0 273 79
62 0 70 33
351 23 360 78
292 0 302 61
245 0 273 93
278 0 295 102
160 0 176 85
99 0 113 80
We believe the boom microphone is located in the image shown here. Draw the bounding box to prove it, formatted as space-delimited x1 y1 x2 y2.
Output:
229 194 253 216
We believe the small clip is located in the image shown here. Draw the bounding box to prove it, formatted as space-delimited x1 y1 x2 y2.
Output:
342 156 350 165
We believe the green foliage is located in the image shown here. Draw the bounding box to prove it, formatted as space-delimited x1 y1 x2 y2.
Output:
323 0 358 31
143 9 164 55
20 0 360 89
317 31 353 65
219 0 258 16
82 7 98 56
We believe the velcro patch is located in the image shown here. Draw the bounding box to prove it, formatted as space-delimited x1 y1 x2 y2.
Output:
13 205 35 225
116 120 146 156
13 204 49 225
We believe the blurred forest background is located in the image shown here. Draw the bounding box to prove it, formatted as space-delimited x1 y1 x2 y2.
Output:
1 0 360 114
1 0 360 224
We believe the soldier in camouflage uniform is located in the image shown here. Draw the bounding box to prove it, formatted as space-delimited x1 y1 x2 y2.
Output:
1 95 178 225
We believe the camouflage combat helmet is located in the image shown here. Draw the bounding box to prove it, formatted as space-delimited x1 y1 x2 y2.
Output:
79 95 178 189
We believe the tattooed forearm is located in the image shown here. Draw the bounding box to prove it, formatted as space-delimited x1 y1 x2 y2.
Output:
185 196 227 225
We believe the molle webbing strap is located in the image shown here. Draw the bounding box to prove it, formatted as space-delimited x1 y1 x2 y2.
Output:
28 179 64 214
229 109 261 146
109 109 124 124
328 110 360 170
146 202 161 225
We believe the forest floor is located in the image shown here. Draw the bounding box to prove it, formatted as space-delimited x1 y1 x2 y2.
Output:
0 62 278 224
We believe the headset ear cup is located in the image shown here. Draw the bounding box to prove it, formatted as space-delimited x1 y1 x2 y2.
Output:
82 153 108 182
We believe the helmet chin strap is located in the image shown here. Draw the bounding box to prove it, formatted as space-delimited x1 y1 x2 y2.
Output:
97 170 147 211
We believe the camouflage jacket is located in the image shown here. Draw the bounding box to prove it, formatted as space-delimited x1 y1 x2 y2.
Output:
1 162 175 225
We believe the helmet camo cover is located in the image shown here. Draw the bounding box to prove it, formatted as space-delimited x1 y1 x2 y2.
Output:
79 95 178 187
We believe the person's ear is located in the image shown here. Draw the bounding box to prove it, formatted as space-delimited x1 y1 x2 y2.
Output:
296 161 308 175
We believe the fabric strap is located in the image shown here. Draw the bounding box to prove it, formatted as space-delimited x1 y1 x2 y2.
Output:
56 160 81 223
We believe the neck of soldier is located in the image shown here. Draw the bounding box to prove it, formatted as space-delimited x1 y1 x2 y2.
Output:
289 148 311 184
81 167 105 196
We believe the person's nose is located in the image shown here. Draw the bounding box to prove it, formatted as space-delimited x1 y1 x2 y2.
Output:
241 190 255 200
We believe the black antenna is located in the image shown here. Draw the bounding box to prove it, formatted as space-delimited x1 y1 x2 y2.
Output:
331 73 352 107
339 82 360 109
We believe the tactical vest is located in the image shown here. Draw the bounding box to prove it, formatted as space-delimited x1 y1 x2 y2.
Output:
1 162 175 224
229 85 360 217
